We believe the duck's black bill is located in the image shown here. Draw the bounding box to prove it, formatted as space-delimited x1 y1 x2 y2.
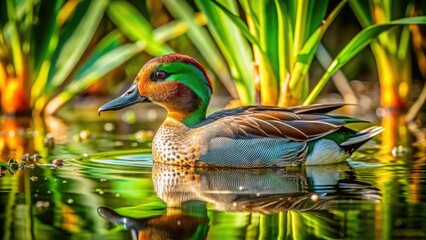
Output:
98 82 150 116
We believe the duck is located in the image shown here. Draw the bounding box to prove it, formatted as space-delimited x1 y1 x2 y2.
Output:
98 53 383 168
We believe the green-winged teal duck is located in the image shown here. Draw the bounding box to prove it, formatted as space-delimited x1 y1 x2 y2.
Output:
98 54 383 167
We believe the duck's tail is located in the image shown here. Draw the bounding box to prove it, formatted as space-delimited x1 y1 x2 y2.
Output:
340 126 384 153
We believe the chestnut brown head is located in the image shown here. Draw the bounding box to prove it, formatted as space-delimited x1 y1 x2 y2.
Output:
98 54 213 126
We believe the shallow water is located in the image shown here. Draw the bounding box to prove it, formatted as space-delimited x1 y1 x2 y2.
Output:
0 117 426 239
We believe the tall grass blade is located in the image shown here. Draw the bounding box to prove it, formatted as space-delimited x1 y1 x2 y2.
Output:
107 1 173 56
152 20 187 41
32 0 63 73
282 0 347 105
162 0 238 99
252 0 280 105
195 0 255 104
21 0 34 56
5 0 17 21
206 0 264 103
304 16 426 105
208 0 261 47
293 0 308 57
45 0 108 95
239 0 260 31
305 1 329 37
45 41 144 114
274 0 287 86
3 23 23 77
72 31 125 79
348 0 373 27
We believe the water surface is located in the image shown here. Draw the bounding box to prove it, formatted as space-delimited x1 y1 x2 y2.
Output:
0 117 425 239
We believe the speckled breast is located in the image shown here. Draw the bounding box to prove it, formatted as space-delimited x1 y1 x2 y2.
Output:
152 124 202 166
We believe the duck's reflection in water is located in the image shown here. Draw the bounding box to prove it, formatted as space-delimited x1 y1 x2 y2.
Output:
153 163 380 211
98 163 381 239
98 205 208 240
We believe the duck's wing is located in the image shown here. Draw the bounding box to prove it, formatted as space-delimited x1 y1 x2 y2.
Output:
199 103 364 141
205 103 346 121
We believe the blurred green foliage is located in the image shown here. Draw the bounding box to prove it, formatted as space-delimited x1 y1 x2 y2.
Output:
0 0 144 115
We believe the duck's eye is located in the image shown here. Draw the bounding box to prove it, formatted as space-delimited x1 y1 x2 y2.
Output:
154 70 167 80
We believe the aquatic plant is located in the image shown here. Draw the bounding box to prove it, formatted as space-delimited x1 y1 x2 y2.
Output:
0 0 143 115
195 0 426 107
348 0 426 151
349 0 416 110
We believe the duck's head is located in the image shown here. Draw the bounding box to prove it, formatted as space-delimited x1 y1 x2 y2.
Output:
98 53 212 126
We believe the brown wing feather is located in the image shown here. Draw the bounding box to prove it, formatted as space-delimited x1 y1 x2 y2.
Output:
239 124 269 137
232 105 349 141
248 111 299 121
285 121 340 138
267 120 310 141
250 118 283 137
200 103 352 142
